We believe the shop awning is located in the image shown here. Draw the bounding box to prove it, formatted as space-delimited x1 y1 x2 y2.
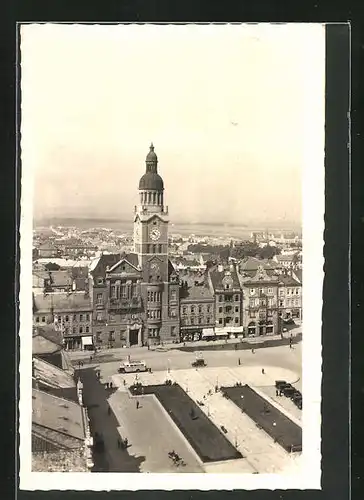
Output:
202 328 215 338
215 328 229 336
81 336 93 346
229 326 245 333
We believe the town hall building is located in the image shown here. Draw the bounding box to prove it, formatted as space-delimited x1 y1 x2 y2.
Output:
89 144 180 347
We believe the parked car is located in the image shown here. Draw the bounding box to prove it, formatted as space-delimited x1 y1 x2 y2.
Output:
191 358 206 368
275 380 287 389
283 386 296 397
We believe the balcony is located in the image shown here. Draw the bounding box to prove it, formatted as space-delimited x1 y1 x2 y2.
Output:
108 296 142 310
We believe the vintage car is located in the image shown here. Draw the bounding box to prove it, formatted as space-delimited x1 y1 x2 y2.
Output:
191 358 207 368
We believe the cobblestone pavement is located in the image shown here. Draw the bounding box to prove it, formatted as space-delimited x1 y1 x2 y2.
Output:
111 365 302 474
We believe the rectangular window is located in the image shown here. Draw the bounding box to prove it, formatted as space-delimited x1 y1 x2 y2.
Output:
219 295 223 302
73 326 76 334
65 315 69 322
268 288 273 294
182 306 186 314
249 311 256 318
235 317 239 324
198 317 202 324
79 326 83 334
96 331 102 342
86 326 89 333
42 316 45 323
171 326 176 337
207 317 210 324
235 294 239 301
191 306 195 313
249 300 255 308
109 331 115 341
97 293 103 305
86 313 90 321
96 312 102 321
171 290 177 301
279 300 284 307
279 289 284 295
36 316 39 323
235 306 239 313
80 314 83 322
191 318 195 325
198 306 202 313
207 305 211 313
219 307 223 313
219 318 223 324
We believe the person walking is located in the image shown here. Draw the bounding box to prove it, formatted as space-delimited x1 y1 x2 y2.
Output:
252 348 255 354
110 381 113 389
238 358 241 366
117 438 120 448
261 368 265 375
136 400 140 410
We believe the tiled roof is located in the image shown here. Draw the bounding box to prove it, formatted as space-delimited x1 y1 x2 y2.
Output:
239 257 279 272
32 449 88 472
293 269 303 283
33 291 92 313
278 275 301 286
209 266 241 291
33 357 75 390
33 270 72 287
32 389 85 443
33 327 63 355
90 252 139 277
181 285 214 301
275 254 297 262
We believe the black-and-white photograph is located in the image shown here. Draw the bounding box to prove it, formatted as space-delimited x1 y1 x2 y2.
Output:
19 23 325 490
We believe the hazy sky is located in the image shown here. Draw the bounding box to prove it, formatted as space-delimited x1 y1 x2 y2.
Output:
21 24 325 225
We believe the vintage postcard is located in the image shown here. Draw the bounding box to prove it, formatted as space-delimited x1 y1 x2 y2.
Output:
19 23 325 490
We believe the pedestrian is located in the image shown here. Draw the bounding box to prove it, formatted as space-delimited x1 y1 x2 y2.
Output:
276 388 279 396
123 379 126 386
110 381 113 389
238 358 241 366
124 438 128 448
262 368 265 375
117 438 120 448
252 348 255 354
90 355 93 363
136 400 140 410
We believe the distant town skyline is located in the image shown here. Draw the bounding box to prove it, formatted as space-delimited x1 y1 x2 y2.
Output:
21 24 325 225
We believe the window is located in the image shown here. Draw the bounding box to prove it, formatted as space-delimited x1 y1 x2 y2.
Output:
191 318 195 325
111 285 117 298
86 313 90 321
191 306 195 314
80 314 83 322
219 318 223 324
268 288 273 294
79 326 83 334
207 317 210 324
171 326 177 337
235 317 239 324
36 316 39 323
287 288 291 295
249 300 255 308
109 331 115 341
207 305 211 313
182 306 187 314
86 326 89 333
65 315 69 322
279 289 284 295
198 317 202 324
279 300 284 307
171 290 177 301
235 294 239 301
121 286 127 298
219 295 223 302
235 306 239 313
97 278 103 285
219 307 223 313
73 327 76 334
295 288 299 295
64 327 69 334
57 315 61 323
42 316 45 323
97 293 103 305
96 312 102 322
96 331 102 343
250 289 255 295
249 311 256 318
198 306 202 313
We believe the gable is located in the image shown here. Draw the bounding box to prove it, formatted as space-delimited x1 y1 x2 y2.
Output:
108 258 140 274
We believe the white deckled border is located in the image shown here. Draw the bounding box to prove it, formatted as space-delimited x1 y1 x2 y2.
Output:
19 22 325 490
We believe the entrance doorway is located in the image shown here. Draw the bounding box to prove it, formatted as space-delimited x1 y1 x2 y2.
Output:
129 329 139 346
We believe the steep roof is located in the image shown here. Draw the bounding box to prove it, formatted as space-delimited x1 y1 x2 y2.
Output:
32 389 85 444
293 269 303 283
33 292 91 313
33 357 77 403
33 326 63 355
181 285 214 301
90 252 140 277
209 266 241 291
278 275 301 287
239 257 279 272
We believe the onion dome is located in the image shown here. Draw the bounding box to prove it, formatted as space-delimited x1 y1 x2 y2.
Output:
138 143 164 191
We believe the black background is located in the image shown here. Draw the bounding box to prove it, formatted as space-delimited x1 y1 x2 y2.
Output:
2 1 361 500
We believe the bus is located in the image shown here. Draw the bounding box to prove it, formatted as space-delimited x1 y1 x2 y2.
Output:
118 360 148 373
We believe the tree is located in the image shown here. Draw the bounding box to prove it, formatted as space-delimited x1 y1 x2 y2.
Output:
258 245 281 260
44 262 61 271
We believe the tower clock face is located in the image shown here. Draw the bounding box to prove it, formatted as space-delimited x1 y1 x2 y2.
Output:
150 228 161 241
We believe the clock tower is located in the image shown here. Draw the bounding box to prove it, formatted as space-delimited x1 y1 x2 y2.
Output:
134 144 179 344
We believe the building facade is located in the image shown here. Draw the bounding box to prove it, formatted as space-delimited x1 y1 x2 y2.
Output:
89 144 180 348
240 265 280 337
277 274 302 321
